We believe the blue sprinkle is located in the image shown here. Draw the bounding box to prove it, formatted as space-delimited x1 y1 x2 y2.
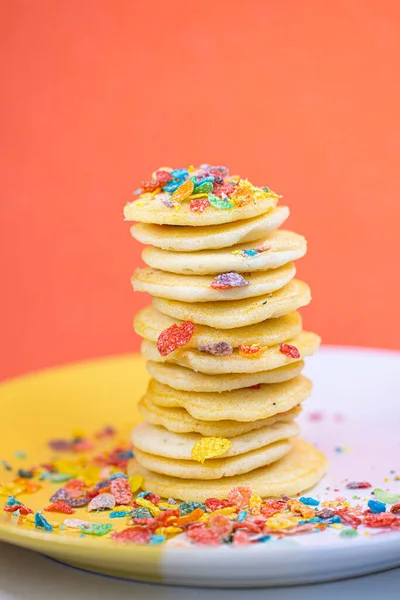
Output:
163 181 182 192
7 495 22 507
368 499 386 514
334 447 344 454
258 535 271 543
237 510 247 522
133 189 141 195
109 511 130 519
299 497 320 507
327 516 342 524
264 186 270 192
117 451 134 459
149 534 166 545
242 249 258 257
299 517 322 524
34 512 53 532
108 472 128 481
170 169 189 179
137 491 152 498
39 472 52 481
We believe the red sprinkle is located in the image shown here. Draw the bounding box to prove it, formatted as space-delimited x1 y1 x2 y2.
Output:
363 513 400 528
390 504 400 514
227 486 252 509
145 493 160 506
141 180 160 192
335 508 361 528
213 182 235 198
4 504 33 515
45 500 75 514
157 321 195 357
205 498 233 512
155 170 173 185
187 527 221 546
190 199 210 213
279 343 301 359
112 527 152 544
346 481 372 489
233 530 252 545
110 477 133 505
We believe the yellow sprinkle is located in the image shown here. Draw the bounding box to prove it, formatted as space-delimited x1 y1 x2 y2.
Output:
155 526 183 535
188 165 196 172
171 180 194 202
129 475 143 494
266 515 300 530
188 193 208 199
250 494 263 508
342 502 350 508
0 483 25 497
395 476 400 481
25 514 35 523
72 429 86 439
191 437 231 464
158 502 179 511
329 524 343 530
364 531 371 536
198 506 237 523
136 497 161 516
384 478 390 482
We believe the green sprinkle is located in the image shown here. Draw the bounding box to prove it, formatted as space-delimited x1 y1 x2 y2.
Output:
49 473 73 483
262 301 268 305
14 451 27 460
79 523 113 536
373 488 400 504
208 193 234 210
179 501 206 516
340 528 358 539
131 507 153 519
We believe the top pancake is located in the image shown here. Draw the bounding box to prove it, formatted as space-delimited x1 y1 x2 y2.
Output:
130 206 289 252
142 230 306 275
124 186 278 226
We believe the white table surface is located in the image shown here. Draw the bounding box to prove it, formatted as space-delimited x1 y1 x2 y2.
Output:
0 542 399 599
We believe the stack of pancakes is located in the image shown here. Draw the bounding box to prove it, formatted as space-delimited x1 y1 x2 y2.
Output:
124 165 328 502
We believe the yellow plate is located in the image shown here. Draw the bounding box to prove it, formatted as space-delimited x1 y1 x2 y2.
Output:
0 355 164 582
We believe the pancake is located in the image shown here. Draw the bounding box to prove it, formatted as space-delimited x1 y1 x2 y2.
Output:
133 440 292 480
142 230 306 275
132 421 300 459
130 206 289 252
129 439 328 502
135 307 302 349
124 190 278 226
139 396 301 436
132 262 296 303
147 360 305 393
145 375 311 422
141 331 320 375
152 279 311 329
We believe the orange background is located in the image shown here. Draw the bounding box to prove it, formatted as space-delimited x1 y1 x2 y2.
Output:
1 0 399 380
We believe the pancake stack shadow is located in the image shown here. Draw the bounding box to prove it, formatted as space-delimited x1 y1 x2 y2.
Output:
124 165 328 502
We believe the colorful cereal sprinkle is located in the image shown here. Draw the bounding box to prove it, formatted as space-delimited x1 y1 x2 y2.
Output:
1 426 400 548
191 437 231 464
157 321 195 357
210 272 249 290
